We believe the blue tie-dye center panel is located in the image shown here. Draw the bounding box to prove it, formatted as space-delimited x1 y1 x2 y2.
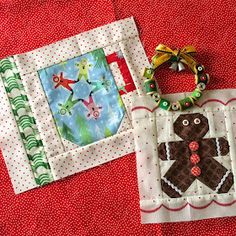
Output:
38 49 125 146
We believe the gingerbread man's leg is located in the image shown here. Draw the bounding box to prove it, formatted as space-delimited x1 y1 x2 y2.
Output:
64 84 73 93
197 156 234 193
161 159 196 198
84 74 91 84
77 73 83 82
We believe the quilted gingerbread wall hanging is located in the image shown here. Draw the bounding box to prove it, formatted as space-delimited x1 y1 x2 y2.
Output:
1 17 236 224
132 44 236 223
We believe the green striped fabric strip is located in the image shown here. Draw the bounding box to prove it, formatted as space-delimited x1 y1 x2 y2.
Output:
0 57 53 186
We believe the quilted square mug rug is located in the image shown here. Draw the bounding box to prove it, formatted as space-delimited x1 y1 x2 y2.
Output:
132 90 236 223
0 17 149 194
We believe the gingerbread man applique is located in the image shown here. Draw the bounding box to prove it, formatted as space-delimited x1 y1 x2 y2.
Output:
76 58 93 84
80 91 102 120
58 93 81 116
53 72 76 93
158 113 234 198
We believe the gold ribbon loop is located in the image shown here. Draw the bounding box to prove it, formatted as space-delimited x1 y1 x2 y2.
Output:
152 44 197 72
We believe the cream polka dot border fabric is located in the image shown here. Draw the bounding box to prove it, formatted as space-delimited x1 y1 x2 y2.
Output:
0 17 150 194
132 89 236 223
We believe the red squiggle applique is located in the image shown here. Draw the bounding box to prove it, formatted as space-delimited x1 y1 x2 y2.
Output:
131 98 236 112
141 199 236 213
131 106 158 112
195 98 236 107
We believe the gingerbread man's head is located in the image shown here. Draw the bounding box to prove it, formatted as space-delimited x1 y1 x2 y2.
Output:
174 113 209 141
80 58 88 66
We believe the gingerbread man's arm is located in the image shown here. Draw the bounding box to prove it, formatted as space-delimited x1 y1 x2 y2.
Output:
158 141 190 161
67 79 77 84
198 137 229 157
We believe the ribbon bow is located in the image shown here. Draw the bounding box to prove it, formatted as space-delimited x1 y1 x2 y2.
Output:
151 44 197 73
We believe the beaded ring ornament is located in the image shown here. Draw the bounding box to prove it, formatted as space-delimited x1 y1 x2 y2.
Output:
143 44 210 111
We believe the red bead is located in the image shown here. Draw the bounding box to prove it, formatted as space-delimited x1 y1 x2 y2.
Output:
189 141 199 151
150 83 155 89
200 76 206 81
185 102 190 107
190 154 200 164
191 166 201 176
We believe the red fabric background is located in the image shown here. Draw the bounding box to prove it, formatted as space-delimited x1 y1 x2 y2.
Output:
1 0 236 235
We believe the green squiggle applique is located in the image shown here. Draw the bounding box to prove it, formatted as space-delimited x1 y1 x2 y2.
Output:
0 57 53 186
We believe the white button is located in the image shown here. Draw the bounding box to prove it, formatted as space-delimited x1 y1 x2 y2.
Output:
194 118 201 124
198 66 203 71
182 119 189 126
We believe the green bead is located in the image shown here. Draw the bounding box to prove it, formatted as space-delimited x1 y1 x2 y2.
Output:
159 99 171 110
178 97 194 110
143 67 154 79
191 88 202 101
144 79 157 94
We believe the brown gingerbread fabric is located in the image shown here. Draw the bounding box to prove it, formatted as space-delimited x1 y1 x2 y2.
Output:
174 113 209 141
158 113 234 198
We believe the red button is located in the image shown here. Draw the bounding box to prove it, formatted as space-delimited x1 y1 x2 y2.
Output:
185 102 190 107
191 166 201 176
200 76 206 82
190 154 200 164
189 141 199 151
150 83 155 89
